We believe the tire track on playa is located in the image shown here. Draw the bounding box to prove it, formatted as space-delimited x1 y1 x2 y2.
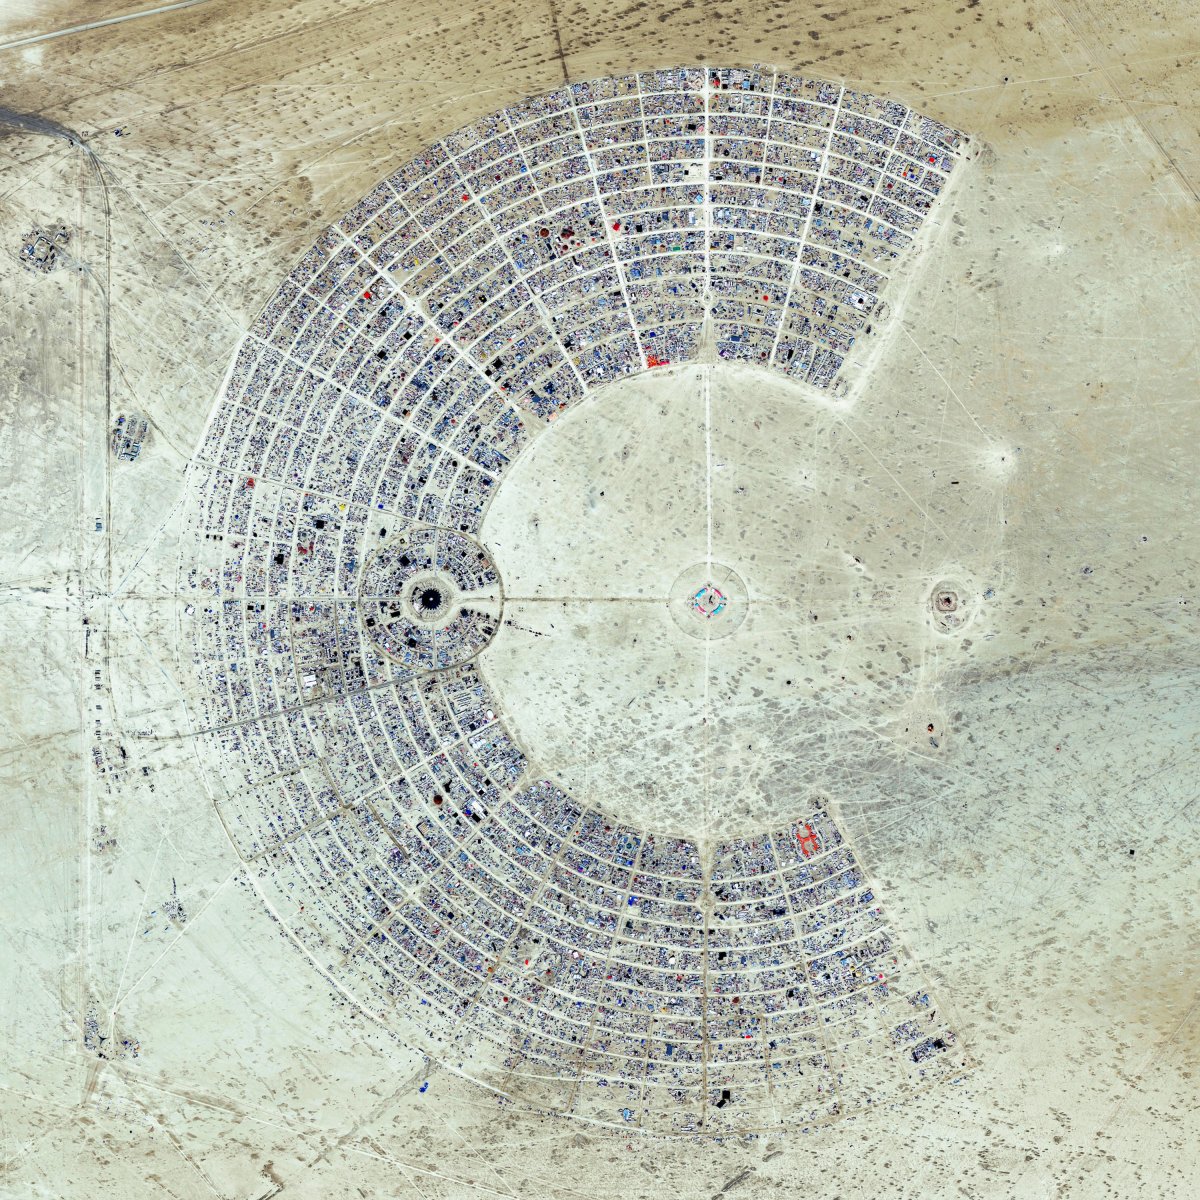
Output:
1045 0 1199 204
546 0 571 85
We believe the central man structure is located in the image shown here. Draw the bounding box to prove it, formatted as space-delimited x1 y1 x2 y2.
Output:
670 560 749 639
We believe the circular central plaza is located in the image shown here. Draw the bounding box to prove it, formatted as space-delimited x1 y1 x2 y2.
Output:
479 363 947 838
669 561 748 638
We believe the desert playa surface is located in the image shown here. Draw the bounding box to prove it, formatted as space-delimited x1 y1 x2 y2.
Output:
0 0 1197 1196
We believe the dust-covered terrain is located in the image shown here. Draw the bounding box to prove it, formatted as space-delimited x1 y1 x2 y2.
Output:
1 1 1198 1197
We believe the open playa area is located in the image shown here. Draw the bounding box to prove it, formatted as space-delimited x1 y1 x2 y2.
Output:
0 0 1197 1196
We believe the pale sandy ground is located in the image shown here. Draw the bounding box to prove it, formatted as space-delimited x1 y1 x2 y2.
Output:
1 0 1198 1196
